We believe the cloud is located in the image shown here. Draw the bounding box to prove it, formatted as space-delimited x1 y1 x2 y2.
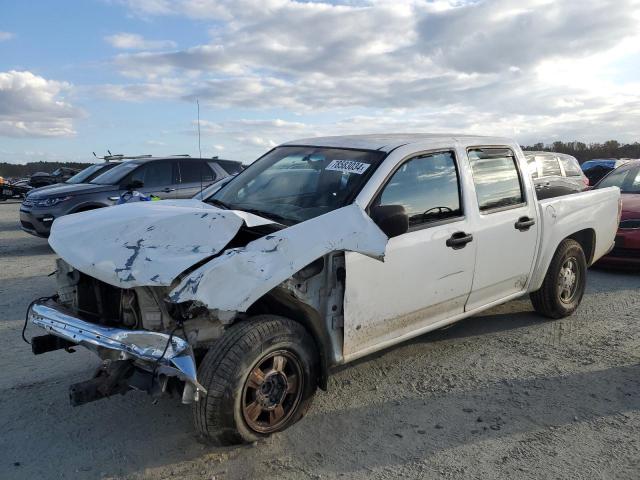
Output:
0 31 14 42
105 0 640 146
0 71 82 138
105 32 177 50
191 102 640 163
95 79 186 101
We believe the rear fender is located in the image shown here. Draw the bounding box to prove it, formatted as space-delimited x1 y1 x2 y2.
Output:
529 187 619 291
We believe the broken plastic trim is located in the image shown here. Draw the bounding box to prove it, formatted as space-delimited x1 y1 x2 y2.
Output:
28 302 205 402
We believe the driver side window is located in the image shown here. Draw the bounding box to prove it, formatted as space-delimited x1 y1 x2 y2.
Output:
376 151 462 229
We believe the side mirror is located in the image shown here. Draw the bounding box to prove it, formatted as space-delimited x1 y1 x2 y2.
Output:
125 180 144 190
371 204 409 238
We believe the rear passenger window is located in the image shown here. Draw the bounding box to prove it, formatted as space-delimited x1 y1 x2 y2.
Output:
539 156 562 176
145 161 173 187
129 161 174 188
180 161 216 183
468 148 524 212
559 156 582 177
376 151 462 228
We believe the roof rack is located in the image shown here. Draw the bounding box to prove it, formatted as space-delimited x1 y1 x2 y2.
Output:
168 154 191 157
93 152 153 161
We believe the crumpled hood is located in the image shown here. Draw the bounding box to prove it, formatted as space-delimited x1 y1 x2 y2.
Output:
48 199 273 288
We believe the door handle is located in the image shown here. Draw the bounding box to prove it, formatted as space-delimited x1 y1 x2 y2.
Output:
162 188 176 193
446 231 473 249
515 216 535 231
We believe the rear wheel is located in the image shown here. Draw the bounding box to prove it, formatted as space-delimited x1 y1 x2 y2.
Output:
530 238 587 319
193 315 318 445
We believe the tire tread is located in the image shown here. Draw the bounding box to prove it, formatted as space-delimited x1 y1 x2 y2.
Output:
193 315 316 445
530 238 586 319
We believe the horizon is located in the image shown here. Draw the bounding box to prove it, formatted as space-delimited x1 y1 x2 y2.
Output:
1 0 639 165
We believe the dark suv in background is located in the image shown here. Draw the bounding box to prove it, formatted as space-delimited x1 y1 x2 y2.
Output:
524 151 589 199
20 156 243 237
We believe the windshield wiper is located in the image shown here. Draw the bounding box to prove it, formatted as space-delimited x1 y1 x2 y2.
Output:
206 198 230 209
236 208 292 225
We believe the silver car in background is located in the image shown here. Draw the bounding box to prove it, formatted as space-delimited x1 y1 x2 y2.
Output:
524 151 589 199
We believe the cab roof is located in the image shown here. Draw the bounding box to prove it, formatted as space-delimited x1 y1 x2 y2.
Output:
281 134 516 153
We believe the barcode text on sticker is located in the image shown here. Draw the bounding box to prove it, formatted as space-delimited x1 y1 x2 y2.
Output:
325 160 370 174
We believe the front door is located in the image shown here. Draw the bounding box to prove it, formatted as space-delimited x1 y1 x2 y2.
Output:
129 160 177 199
465 147 539 311
343 150 476 359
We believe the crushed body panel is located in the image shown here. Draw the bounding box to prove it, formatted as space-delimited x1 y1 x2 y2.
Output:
169 204 388 312
48 199 274 288
29 301 205 402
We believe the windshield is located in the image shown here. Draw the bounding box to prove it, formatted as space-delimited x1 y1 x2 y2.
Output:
67 163 115 184
209 146 385 224
597 164 640 193
90 162 140 185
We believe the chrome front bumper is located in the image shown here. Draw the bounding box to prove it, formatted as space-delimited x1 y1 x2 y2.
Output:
28 302 206 402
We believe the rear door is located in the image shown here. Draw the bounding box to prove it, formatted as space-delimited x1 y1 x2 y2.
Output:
465 147 539 310
128 160 178 199
175 160 218 198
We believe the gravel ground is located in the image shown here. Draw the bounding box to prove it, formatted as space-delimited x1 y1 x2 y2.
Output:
1 201 639 480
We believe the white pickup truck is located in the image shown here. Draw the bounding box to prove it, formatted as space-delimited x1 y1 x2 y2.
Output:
26 134 620 445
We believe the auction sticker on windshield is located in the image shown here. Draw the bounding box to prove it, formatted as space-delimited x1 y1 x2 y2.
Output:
325 160 370 175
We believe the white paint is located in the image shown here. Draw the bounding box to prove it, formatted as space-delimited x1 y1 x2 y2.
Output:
464 205 539 312
48 199 274 288
343 219 475 357
169 204 388 312
342 136 619 361
529 187 620 291
282 134 514 153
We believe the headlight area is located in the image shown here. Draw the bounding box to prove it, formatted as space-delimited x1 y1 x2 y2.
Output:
33 195 73 207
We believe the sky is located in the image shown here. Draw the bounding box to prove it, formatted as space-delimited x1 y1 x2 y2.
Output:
0 0 639 165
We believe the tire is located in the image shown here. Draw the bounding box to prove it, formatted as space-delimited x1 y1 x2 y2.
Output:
530 238 587 319
193 315 319 445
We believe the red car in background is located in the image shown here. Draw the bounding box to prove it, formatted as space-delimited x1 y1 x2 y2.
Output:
595 162 640 268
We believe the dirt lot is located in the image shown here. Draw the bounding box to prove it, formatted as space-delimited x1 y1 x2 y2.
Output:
1 200 639 480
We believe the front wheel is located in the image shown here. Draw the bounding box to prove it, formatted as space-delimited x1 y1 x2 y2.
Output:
530 238 587 319
193 315 318 445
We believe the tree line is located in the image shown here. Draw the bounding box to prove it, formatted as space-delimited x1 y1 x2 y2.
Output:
521 140 640 164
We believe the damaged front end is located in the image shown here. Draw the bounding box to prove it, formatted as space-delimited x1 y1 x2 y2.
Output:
28 299 205 404
28 201 387 408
